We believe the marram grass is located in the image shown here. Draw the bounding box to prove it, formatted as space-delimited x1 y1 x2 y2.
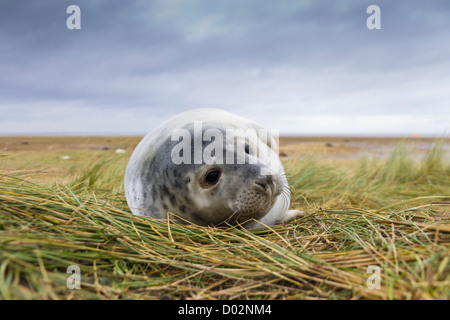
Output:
0 141 449 300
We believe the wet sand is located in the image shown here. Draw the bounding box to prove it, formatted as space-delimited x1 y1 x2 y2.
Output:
0 136 448 160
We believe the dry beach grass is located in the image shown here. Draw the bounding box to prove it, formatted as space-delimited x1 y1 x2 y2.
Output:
0 136 449 299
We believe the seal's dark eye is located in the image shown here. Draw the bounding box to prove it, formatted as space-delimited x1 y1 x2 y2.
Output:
205 170 221 185
244 144 251 154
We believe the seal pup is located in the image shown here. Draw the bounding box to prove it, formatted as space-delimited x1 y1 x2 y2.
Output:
124 108 303 229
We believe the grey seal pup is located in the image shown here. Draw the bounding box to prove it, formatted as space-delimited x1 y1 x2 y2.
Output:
124 108 303 229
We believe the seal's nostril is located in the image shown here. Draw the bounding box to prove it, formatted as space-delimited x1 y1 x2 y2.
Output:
254 180 267 188
253 176 274 194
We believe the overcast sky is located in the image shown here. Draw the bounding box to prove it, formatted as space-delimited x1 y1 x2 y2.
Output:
0 0 449 136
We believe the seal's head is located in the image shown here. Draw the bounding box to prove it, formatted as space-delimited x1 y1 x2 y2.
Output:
164 137 285 226
124 108 290 227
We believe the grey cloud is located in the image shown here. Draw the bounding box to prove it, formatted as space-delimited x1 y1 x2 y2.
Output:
0 0 449 135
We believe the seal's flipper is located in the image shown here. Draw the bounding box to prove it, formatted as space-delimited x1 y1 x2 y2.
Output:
278 210 305 223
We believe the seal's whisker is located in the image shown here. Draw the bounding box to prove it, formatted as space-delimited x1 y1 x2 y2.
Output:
222 206 242 225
